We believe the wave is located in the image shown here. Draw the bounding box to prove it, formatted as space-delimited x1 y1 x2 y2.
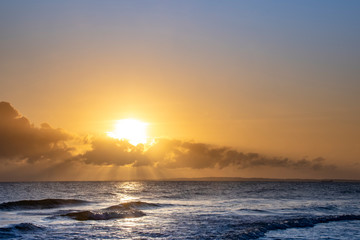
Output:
63 209 145 220
106 201 159 210
0 223 44 238
229 214 360 239
0 198 88 211
100 192 117 196
340 189 360 194
239 209 272 214
280 204 338 213
61 201 158 221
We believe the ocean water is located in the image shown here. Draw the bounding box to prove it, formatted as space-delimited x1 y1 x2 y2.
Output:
0 181 359 240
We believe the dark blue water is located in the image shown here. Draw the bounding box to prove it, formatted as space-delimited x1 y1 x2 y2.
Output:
0 181 359 239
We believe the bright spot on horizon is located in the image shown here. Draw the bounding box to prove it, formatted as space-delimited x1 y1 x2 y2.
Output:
107 119 148 146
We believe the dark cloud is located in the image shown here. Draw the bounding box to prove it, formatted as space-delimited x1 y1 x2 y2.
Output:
77 137 332 171
74 137 151 167
145 139 331 170
0 101 72 162
0 101 333 174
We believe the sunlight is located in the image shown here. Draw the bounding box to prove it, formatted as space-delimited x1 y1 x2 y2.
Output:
107 119 148 146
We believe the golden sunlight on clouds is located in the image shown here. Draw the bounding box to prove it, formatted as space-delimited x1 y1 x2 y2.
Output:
107 119 148 146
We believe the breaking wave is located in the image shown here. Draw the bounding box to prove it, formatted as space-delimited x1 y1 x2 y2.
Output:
0 198 88 210
229 214 360 239
106 201 159 210
63 209 145 220
0 223 44 238
62 201 158 221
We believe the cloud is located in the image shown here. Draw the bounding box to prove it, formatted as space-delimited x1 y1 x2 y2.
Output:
0 101 72 162
78 137 332 171
74 137 151 167
146 139 331 170
0 101 334 176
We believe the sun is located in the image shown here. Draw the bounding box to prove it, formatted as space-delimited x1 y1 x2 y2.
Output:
107 119 148 146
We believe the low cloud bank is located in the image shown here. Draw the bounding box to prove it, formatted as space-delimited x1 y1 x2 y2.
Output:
0 101 332 172
0 102 72 162
77 137 331 171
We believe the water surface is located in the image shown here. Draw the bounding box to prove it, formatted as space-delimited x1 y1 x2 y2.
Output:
0 181 359 239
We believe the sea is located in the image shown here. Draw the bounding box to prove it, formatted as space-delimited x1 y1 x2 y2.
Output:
0 181 359 239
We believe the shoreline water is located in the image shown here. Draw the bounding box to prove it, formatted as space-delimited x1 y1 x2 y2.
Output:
1 181 359 239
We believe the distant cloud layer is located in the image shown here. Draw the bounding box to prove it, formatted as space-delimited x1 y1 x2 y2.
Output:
77 137 331 171
0 101 333 174
0 102 72 162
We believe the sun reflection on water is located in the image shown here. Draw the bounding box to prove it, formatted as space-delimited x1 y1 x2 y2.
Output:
114 182 144 202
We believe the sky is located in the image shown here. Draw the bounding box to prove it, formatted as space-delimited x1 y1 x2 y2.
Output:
1 1 360 181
